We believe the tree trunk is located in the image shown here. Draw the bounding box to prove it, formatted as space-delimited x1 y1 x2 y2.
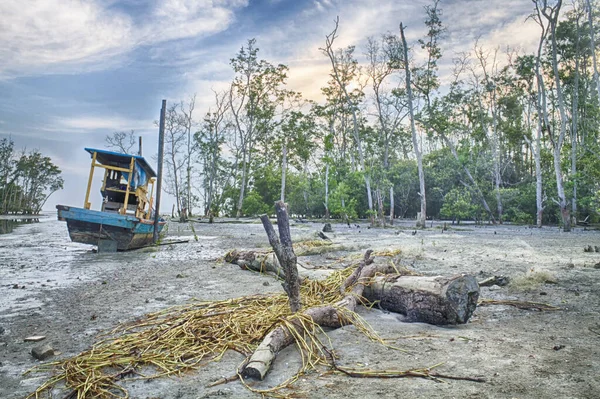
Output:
324 163 330 219
571 16 581 224
400 23 426 229
389 185 394 226
586 0 600 102
236 151 248 219
544 1 571 232
533 9 547 228
281 142 287 202
260 201 301 313
362 274 479 325
224 250 285 280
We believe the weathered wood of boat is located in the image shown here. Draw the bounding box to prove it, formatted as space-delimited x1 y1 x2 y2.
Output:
57 148 166 252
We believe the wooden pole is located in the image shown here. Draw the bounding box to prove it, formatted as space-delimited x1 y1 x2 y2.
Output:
121 157 135 215
83 151 97 209
153 100 166 243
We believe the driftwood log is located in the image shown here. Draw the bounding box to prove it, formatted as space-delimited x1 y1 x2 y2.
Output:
225 250 479 325
224 250 285 280
363 274 479 325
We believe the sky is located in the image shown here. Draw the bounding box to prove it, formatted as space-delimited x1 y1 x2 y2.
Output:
0 0 549 213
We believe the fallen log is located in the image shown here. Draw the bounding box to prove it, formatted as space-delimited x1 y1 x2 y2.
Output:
224 250 285 280
363 274 479 325
226 250 479 325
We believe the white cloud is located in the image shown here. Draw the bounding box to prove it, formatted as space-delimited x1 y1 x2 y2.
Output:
0 0 249 78
55 115 154 132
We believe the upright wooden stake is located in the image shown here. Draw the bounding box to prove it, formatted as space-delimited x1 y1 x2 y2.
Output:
260 201 301 313
83 151 97 209
121 157 135 215
153 100 166 243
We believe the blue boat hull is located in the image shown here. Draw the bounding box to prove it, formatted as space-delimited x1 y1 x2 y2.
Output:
56 205 165 251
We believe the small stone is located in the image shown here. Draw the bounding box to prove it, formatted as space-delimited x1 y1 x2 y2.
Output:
263 281 270 286
553 344 565 351
322 223 333 233
0 326 4 335
176 273 184 278
31 344 55 360
12 284 19 289
594 262 600 269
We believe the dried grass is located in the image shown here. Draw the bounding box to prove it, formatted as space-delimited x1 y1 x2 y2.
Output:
24 268 383 399
509 268 558 291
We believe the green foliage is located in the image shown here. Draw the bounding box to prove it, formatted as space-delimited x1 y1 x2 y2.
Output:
175 5 600 229
440 188 478 223
0 139 63 215
329 182 358 220
242 191 270 217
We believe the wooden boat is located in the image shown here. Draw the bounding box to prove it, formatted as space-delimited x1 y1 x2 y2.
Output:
57 148 166 252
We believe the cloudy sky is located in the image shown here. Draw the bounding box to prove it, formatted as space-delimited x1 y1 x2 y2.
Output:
0 0 548 213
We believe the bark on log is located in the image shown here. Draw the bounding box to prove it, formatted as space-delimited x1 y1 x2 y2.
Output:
363 274 479 325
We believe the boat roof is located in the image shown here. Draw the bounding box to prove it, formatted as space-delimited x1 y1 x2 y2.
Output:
84 148 157 178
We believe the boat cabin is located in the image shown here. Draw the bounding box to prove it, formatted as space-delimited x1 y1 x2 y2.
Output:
83 148 156 220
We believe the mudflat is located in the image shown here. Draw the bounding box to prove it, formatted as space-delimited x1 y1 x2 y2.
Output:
1 216 599 398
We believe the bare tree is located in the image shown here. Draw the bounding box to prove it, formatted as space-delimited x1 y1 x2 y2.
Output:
162 104 187 219
586 0 600 101
472 43 503 222
196 90 231 216
105 130 136 154
400 23 427 228
365 34 408 225
321 17 374 215
180 95 196 217
535 0 571 231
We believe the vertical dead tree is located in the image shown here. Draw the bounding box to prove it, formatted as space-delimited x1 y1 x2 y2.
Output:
400 23 427 228
180 95 196 217
586 0 600 102
535 0 571 232
260 201 301 313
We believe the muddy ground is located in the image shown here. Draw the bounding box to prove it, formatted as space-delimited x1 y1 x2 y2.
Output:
1 215 599 399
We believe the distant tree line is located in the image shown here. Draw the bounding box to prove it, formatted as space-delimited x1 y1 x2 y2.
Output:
0 138 64 215
109 0 600 230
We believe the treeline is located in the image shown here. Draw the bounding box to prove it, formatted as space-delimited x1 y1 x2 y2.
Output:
0 138 64 215
112 0 600 229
